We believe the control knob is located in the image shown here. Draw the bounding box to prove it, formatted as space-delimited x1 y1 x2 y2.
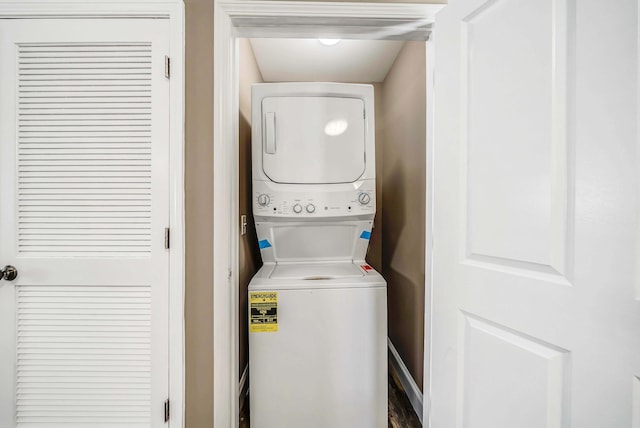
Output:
358 193 371 205
306 204 316 213
257 194 270 206
293 204 303 214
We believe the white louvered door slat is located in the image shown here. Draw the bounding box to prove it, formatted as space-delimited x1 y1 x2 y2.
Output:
0 19 170 428
17 41 154 256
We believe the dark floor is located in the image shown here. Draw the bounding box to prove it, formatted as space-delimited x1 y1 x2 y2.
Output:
388 369 422 428
239 369 421 427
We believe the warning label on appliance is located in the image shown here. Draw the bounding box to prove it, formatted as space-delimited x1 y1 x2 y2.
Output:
361 264 373 272
250 292 278 333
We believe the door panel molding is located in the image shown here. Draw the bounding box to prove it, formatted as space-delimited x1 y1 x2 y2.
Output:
458 312 571 428
458 0 576 285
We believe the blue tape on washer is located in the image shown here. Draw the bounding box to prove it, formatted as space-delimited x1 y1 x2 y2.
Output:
258 239 272 249
360 231 371 240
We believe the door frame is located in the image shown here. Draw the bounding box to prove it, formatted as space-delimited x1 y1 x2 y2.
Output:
0 1 186 427
213 1 442 426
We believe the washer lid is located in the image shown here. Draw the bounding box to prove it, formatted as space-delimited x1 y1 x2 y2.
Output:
269 262 365 280
261 96 366 184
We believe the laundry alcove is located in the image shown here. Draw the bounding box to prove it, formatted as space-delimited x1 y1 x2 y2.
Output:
222 1 438 422
235 35 431 427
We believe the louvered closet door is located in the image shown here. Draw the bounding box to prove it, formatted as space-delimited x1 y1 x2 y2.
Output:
0 19 171 427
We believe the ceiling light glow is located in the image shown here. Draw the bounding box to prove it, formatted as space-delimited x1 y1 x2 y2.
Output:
318 39 341 46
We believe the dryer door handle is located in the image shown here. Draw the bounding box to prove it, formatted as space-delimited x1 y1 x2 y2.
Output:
265 112 276 154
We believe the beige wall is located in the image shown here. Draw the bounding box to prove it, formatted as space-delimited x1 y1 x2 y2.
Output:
238 39 264 379
184 0 214 426
381 41 426 389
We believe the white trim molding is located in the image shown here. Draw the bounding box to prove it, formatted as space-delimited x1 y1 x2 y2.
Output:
212 2 444 427
220 1 442 40
213 3 239 427
0 0 183 18
389 339 424 424
424 34 436 428
0 2 186 427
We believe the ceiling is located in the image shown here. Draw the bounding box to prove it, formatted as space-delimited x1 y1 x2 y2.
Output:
249 38 405 83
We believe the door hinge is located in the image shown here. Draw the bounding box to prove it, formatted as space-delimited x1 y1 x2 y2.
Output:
165 55 171 79
164 227 170 249
164 398 170 422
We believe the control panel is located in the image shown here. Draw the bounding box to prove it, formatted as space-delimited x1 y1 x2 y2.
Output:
253 180 376 218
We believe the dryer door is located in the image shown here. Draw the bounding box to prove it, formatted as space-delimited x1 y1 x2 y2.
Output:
261 96 366 184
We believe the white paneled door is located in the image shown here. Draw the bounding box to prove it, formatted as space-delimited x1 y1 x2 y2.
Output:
431 0 640 427
0 19 171 427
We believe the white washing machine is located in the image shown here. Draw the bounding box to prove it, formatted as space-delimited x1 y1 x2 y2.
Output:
248 83 387 428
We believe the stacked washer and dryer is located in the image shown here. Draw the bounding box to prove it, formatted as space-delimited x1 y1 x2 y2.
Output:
248 82 387 428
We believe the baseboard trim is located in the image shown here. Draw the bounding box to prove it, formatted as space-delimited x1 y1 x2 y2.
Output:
238 364 249 412
388 338 423 424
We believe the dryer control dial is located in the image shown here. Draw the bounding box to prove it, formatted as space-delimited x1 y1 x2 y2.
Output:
358 193 371 205
292 204 303 214
306 204 316 213
257 194 270 206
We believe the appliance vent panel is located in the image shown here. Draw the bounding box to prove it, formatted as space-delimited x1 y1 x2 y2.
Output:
16 285 152 425
17 43 153 256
